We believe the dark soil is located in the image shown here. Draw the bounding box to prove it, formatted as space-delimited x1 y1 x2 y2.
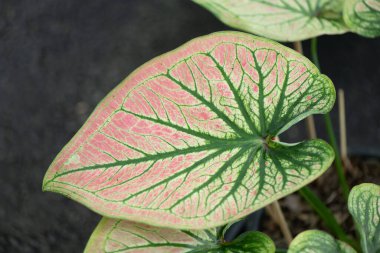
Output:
263 155 380 248
1 1 379 252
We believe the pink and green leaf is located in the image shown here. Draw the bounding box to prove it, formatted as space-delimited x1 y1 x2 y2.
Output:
344 0 380 38
192 0 348 42
84 218 275 253
348 183 380 253
288 230 356 253
43 31 335 229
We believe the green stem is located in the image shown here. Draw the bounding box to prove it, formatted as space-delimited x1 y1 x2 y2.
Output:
323 113 350 199
299 187 342 238
310 38 350 200
299 186 360 252
308 38 362 252
299 187 360 251
217 223 229 243
310 38 320 69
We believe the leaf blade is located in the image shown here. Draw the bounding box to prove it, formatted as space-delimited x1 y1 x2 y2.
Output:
344 0 380 38
193 0 348 41
43 31 335 229
84 218 218 253
221 231 275 253
348 183 380 253
84 218 275 253
288 230 356 253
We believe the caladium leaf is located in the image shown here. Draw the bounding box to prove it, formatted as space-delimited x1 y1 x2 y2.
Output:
348 183 380 253
288 230 356 253
43 31 335 229
344 0 380 38
192 0 348 42
84 218 275 253
84 218 218 253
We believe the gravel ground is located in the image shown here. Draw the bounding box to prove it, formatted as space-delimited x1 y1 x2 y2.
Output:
1 1 379 252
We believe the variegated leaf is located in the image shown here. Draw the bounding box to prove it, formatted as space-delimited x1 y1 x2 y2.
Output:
84 218 275 253
348 183 380 253
288 230 356 253
192 0 348 41
43 31 335 229
344 0 380 38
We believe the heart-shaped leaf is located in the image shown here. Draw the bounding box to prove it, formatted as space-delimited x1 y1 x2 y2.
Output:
43 31 335 229
84 218 275 253
192 0 348 41
344 0 380 38
348 183 380 253
288 230 356 253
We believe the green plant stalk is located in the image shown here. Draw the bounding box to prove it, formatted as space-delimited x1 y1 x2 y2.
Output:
299 187 360 251
310 38 350 200
293 39 357 249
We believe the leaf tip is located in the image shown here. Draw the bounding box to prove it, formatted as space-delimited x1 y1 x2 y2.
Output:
41 165 55 192
41 173 51 192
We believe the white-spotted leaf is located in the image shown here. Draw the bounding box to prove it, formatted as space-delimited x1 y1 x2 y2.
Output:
192 0 348 41
85 218 275 253
344 0 380 38
43 31 335 229
288 230 356 253
348 183 380 253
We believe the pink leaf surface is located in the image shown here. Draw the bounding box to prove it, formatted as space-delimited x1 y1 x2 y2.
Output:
43 31 335 229
84 218 217 253
85 218 275 253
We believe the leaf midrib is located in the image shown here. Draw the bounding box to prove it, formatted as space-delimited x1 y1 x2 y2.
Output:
45 137 264 186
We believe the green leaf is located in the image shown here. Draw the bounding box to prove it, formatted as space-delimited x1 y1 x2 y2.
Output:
288 230 356 253
348 183 380 253
343 0 380 38
192 0 348 41
220 231 275 253
43 31 335 229
85 218 275 253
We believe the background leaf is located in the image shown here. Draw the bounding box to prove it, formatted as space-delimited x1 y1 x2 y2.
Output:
43 31 335 229
192 0 348 41
221 231 275 253
84 218 218 253
348 183 380 253
288 230 356 253
344 0 380 38
85 218 275 253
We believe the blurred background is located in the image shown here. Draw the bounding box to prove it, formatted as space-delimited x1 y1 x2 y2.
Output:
0 1 379 252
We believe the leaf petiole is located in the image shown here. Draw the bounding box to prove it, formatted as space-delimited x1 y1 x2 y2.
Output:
310 38 350 200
